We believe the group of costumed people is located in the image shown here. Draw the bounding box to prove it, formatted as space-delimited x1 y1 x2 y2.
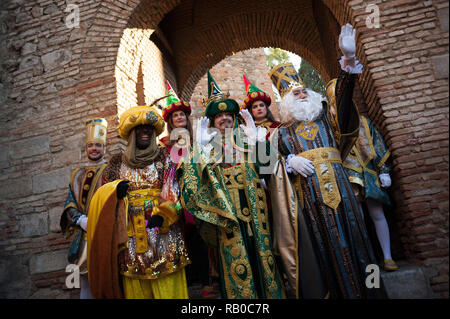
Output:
60 24 397 299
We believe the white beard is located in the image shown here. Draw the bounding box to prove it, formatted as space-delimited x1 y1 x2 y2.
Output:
279 89 325 123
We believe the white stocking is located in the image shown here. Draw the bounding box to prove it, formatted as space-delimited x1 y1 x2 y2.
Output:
366 198 392 260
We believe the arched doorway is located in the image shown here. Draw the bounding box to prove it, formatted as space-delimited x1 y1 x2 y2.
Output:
63 0 450 297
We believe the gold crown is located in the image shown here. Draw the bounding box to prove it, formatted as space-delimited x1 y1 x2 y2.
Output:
86 118 107 145
269 62 305 98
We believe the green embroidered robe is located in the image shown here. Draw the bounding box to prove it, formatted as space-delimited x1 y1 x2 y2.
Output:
178 125 285 299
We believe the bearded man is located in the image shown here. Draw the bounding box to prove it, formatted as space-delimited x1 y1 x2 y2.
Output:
269 24 385 299
60 118 108 299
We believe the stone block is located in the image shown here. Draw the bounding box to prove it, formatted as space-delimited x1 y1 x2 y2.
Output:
21 42 37 56
438 8 449 32
62 133 85 150
0 143 8 162
0 82 7 104
29 288 72 299
432 54 449 79
32 167 70 194
19 55 40 70
0 255 31 298
29 250 68 275
18 212 48 237
0 176 33 199
9 135 50 160
49 206 63 233
41 49 72 72
53 149 81 167
381 265 434 299
31 6 43 18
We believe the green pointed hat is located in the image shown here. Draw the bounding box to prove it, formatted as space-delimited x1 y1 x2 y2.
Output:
162 80 191 122
207 70 224 101
204 70 239 120
166 81 180 105
242 74 271 109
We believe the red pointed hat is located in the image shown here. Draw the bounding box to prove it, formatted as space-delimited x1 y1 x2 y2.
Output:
242 74 271 109
162 81 191 122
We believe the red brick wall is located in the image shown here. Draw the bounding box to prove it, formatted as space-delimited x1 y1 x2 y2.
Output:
0 0 448 298
351 0 449 297
189 48 279 120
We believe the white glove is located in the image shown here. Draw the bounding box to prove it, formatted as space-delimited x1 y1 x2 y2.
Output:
288 155 315 177
256 126 268 142
379 173 392 188
339 23 357 59
77 215 88 232
196 116 217 146
239 109 258 145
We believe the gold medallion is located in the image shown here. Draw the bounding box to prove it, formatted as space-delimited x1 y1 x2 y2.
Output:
218 102 227 111
296 122 319 140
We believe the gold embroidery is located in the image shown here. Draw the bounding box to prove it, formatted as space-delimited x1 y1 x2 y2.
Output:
218 102 227 111
298 147 342 211
296 122 319 140
230 257 252 287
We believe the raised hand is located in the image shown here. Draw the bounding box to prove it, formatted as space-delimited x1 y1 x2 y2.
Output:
239 109 257 144
339 23 357 59
196 116 217 146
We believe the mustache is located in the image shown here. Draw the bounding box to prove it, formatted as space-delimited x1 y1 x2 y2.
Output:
218 119 233 125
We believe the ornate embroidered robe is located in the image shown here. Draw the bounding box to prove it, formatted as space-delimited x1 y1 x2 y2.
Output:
60 162 107 269
87 148 190 298
178 126 285 299
255 120 281 142
343 116 391 205
275 72 384 299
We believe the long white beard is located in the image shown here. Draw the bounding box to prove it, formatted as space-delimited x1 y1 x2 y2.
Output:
279 89 325 123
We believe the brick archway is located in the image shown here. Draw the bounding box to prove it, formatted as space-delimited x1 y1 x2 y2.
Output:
0 0 447 299
37 0 450 297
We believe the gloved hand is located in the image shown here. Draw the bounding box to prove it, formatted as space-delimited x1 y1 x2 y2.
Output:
256 126 268 142
339 23 357 59
289 155 315 177
76 215 88 232
148 215 164 228
196 117 217 146
379 173 392 188
116 181 129 199
239 109 258 145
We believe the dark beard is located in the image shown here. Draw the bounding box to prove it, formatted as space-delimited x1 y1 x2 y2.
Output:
87 153 103 162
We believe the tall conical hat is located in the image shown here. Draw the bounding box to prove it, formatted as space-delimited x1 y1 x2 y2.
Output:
162 81 191 122
86 118 108 145
269 62 305 98
203 70 239 120
242 74 271 109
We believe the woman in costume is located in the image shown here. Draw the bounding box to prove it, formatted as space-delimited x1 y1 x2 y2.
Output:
159 81 217 298
242 75 280 142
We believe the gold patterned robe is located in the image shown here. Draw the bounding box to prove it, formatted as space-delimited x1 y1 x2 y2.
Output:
87 148 190 298
179 127 285 299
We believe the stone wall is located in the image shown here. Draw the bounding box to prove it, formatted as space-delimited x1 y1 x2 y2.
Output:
190 48 279 120
0 0 448 298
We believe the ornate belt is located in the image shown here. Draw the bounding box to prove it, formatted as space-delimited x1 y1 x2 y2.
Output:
127 188 161 253
297 147 342 212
